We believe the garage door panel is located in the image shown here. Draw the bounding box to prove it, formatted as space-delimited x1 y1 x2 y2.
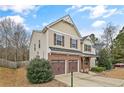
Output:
51 63 59 75
68 60 78 73
51 60 65 75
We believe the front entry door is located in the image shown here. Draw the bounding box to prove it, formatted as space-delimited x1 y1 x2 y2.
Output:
81 57 90 72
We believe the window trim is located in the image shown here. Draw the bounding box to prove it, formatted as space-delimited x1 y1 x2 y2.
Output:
54 33 64 46
56 34 62 46
34 44 36 51
70 38 77 49
84 44 91 52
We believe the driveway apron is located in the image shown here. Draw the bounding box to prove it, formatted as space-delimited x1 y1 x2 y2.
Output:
55 72 124 87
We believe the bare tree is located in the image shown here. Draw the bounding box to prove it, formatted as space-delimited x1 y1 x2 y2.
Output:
0 18 12 60
11 24 29 61
0 18 29 61
101 23 118 50
94 40 105 56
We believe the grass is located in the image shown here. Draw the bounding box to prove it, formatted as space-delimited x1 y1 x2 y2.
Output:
0 67 67 87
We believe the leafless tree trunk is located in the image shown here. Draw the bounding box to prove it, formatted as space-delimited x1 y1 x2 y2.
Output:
101 23 118 51
0 18 29 61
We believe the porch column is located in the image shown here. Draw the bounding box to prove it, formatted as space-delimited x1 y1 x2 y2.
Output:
83 57 85 72
78 60 80 72
89 57 91 69
65 60 68 74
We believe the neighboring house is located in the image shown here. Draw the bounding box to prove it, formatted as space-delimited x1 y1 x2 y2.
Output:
30 15 96 75
80 36 96 72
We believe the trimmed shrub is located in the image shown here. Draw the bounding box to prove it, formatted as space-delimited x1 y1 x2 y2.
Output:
27 58 54 84
91 67 106 73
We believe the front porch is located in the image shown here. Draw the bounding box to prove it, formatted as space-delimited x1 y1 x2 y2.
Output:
80 57 91 73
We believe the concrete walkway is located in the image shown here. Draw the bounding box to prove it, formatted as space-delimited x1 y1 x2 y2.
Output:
55 72 124 87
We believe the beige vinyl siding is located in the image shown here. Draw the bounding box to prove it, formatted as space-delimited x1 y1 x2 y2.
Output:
29 32 47 60
81 37 95 54
50 21 80 37
47 20 81 50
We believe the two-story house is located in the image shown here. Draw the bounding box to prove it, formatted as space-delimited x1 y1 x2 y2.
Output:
30 15 96 75
80 36 96 72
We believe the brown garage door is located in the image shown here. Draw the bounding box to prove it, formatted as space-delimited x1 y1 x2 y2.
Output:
51 60 65 75
68 60 78 73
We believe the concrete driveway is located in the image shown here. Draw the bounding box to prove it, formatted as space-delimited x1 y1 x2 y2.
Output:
55 72 124 87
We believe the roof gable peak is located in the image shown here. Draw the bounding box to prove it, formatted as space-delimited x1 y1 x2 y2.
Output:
42 15 81 37
62 15 74 25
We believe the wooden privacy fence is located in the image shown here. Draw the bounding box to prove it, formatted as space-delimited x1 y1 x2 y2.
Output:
0 59 30 69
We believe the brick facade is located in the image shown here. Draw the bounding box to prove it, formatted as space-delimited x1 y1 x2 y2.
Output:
48 53 91 73
48 53 81 61
48 53 81 73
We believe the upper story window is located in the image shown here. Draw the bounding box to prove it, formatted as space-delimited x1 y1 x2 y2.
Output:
34 44 36 51
70 38 77 49
39 40 40 48
54 33 64 46
84 44 91 52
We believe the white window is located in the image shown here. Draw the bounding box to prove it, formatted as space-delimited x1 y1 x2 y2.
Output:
56 34 62 45
70 38 77 49
84 44 91 52
54 33 64 46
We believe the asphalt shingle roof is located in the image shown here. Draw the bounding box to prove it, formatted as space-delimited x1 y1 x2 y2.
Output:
49 47 96 57
82 53 96 56
49 47 82 54
81 35 89 41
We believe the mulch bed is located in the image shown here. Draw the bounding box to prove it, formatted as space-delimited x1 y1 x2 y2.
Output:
99 68 124 80
0 67 67 87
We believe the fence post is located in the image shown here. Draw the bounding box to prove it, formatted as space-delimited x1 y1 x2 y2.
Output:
71 72 73 87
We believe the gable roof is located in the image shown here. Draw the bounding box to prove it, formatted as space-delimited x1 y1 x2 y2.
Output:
42 15 81 37
81 35 89 41
81 35 94 44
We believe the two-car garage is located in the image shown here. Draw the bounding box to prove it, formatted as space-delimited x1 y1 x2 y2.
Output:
51 60 78 75
48 53 81 75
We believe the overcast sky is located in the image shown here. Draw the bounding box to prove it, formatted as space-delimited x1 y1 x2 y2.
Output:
0 5 124 37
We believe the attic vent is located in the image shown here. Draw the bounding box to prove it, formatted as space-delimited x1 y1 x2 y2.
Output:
63 16 73 24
